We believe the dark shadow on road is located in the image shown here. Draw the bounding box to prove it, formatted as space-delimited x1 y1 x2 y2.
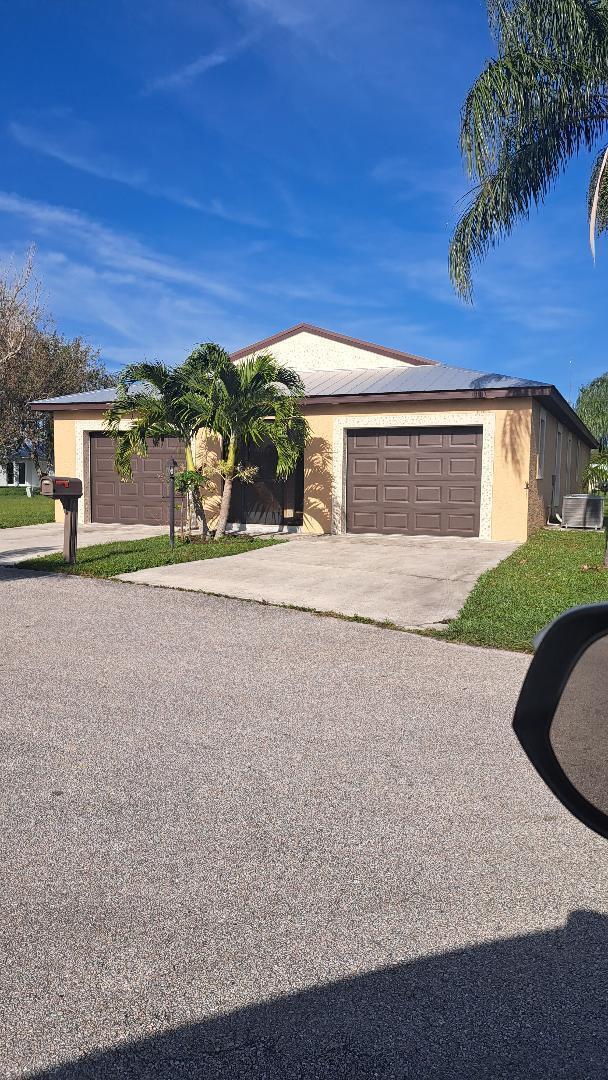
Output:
26 910 608 1079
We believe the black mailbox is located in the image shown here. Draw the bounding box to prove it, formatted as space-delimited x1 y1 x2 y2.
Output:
41 476 83 498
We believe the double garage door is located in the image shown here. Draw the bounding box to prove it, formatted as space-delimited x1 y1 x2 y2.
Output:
90 435 185 525
346 427 482 537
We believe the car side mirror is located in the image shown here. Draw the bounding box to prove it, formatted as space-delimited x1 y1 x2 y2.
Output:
513 603 608 839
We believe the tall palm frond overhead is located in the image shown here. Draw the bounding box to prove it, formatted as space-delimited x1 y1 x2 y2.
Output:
449 0 608 299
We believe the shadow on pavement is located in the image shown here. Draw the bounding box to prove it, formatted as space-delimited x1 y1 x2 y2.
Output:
27 910 608 1079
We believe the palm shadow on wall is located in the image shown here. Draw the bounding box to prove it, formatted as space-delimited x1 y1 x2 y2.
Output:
30 909 608 1079
299 435 331 532
471 375 529 474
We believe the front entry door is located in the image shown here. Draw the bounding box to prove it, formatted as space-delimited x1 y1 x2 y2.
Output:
229 440 284 525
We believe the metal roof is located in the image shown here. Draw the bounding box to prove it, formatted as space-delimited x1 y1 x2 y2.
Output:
32 383 147 406
300 365 548 396
32 365 548 408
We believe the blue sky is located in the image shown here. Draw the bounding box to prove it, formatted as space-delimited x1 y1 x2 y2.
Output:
0 0 605 397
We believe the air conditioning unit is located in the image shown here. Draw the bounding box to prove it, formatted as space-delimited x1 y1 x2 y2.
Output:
561 494 604 530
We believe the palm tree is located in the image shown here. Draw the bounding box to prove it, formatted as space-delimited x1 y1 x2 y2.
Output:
179 344 310 538
449 0 608 299
103 356 212 534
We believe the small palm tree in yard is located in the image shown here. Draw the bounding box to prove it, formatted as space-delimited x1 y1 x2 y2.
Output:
104 355 213 535
179 344 310 538
449 0 608 299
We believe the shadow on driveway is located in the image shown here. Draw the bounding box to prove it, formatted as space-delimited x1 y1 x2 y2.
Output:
29 910 608 1079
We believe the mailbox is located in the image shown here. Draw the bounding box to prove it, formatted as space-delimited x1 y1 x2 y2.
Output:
40 475 82 565
41 476 83 498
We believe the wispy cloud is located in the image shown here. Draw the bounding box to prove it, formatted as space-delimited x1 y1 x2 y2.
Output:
371 157 468 210
0 190 243 302
8 119 268 228
143 31 258 94
9 121 147 188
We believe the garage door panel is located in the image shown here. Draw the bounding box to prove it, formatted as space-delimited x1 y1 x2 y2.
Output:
449 485 475 503
384 458 410 475
416 486 441 503
449 431 479 445
415 457 442 476
415 513 442 531
90 434 185 525
384 485 408 501
352 484 378 501
448 513 476 532
449 457 479 475
353 458 378 475
346 427 482 537
352 511 378 529
119 504 139 524
383 512 408 529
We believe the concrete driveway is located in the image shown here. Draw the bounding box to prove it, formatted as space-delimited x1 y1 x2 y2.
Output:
119 533 518 628
4 569 608 1078
0 521 168 565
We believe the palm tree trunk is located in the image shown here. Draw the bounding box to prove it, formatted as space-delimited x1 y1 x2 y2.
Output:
184 444 209 538
214 435 237 539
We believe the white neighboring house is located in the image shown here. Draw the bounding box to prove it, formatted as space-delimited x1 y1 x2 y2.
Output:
0 454 47 493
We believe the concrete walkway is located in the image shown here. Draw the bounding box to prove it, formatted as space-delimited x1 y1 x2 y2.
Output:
0 521 168 565
119 533 518 628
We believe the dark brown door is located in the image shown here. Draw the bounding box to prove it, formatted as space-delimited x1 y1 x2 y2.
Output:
229 440 284 525
90 434 185 525
346 427 482 537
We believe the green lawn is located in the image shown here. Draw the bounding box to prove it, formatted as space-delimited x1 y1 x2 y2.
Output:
0 488 55 528
20 534 283 578
433 528 608 652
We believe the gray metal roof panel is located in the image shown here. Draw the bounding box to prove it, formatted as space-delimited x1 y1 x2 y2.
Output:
300 365 548 396
33 365 548 407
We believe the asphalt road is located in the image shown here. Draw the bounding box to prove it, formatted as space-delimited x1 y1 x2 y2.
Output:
3 568 608 1079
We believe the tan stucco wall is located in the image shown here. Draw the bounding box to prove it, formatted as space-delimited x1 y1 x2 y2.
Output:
50 399 592 542
490 400 532 542
52 411 101 522
527 402 592 531
238 330 414 372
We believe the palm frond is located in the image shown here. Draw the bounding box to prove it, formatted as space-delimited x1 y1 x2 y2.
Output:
451 0 608 296
589 145 608 256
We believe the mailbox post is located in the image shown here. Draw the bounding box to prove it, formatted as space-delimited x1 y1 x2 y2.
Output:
40 477 83 565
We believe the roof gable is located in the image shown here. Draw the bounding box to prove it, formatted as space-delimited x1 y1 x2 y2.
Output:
230 323 437 369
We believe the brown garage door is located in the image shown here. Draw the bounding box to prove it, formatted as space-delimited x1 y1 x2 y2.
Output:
90 434 185 525
346 427 482 537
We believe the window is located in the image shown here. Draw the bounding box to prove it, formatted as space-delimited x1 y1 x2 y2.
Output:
566 433 572 493
536 409 546 479
17 462 25 484
575 440 580 489
554 425 563 506
5 462 13 485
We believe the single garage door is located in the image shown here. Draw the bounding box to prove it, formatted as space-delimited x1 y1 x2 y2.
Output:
90 434 185 525
346 427 482 537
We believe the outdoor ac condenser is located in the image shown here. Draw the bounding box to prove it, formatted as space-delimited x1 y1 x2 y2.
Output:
561 494 604 530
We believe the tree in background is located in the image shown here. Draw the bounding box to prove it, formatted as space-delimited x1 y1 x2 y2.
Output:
0 250 113 472
575 373 608 492
449 0 608 299
180 344 310 538
576 372 608 448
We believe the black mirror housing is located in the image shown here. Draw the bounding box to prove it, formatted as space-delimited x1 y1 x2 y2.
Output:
513 603 608 839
